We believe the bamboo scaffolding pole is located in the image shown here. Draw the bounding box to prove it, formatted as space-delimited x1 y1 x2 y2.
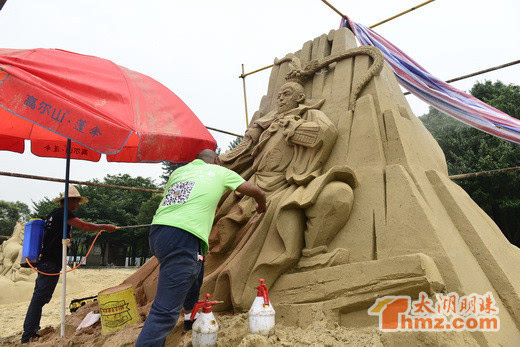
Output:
0 171 163 193
241 64 250 127
240 0 437 77
449 167 520 180
240 64 274 79
369 0 436 29
206 126 242 138
2 167 518 193
320 0 346 20
320 0 436 29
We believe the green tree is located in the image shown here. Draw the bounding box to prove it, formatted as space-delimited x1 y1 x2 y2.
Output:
78 175 158 265
227 136 243 151
15 201 31 222
160 162 185 184
32 197 56 219
420 80 520 246
0 200 31 238
32 175 160 265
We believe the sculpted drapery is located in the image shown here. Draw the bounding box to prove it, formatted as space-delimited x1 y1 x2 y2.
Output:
202 81 355 310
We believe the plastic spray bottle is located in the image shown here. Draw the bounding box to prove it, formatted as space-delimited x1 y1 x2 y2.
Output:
248 278 275 335
190 293 222 347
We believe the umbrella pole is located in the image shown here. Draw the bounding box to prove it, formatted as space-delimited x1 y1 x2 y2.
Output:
60 139 71 338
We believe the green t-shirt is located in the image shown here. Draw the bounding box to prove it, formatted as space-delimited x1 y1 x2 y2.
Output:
152 159 245 254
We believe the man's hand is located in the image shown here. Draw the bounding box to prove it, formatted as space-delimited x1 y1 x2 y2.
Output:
236 182 266 215
69 218 118 233
256 202 267 214
103 224 118 233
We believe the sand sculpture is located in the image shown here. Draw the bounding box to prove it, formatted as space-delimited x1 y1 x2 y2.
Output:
125 28 520 345
0 222 35 281
0 221 81 305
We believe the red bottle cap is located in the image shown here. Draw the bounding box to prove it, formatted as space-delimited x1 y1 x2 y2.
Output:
190 293 222 321
256 279 270 306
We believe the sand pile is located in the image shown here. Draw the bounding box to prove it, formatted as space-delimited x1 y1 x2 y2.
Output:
0 306 384 347
180 313 383 347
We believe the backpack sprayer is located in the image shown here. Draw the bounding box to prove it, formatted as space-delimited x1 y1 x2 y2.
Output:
20 221 152 274
19 220 152 312
20 218 46 267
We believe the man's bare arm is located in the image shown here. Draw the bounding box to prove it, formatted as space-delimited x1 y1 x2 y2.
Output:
235 182 267 213
68 218 117 233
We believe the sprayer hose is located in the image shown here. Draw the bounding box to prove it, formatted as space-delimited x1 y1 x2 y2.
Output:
26 229 105 276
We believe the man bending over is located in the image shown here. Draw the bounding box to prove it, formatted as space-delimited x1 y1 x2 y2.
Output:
136 149 266 346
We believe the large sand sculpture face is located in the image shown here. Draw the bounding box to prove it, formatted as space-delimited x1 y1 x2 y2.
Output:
126 28 520 345
276 82 305 113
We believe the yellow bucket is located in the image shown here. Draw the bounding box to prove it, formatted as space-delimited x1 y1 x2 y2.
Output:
98 283 140 334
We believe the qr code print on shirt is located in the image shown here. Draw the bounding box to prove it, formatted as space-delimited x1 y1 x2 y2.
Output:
162 181 196 206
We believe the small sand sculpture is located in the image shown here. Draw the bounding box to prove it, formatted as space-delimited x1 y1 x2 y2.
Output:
0 222 34 281
0 222 82 305
125 28 520 345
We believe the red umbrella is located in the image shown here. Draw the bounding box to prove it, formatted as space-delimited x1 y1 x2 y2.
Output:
0 48 216 336
0 48 215 162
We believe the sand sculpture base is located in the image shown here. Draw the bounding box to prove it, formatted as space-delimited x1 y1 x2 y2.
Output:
271 253 444 327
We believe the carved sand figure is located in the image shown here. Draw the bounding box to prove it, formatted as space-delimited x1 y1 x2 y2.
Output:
1 223 37 283
200 45 388 311
0 222 82 306
0 222 27 278
126 27 520 345
201 52 375 309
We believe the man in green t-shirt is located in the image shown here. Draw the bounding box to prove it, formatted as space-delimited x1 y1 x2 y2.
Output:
136 149 266 347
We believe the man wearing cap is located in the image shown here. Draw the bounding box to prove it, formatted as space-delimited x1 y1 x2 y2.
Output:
136 149 266 347
21 186 117 344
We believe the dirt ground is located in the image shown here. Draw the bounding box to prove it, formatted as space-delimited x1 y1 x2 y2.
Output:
0 268 136 339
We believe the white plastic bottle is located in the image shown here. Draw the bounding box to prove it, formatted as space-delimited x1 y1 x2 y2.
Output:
191 293 221 347
248 278 275 335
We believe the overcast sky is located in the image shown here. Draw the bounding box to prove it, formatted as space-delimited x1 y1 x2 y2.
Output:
0 0 519 209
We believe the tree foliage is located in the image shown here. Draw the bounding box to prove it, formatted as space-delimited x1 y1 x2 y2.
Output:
420 81 520 246
227 136 243 151
32 174 161 265
161 162 185 184
0 200 31 237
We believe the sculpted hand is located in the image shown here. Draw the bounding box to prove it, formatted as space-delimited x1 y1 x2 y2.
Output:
280 115 301 128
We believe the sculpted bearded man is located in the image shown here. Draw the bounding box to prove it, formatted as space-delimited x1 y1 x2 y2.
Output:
202 79 355 310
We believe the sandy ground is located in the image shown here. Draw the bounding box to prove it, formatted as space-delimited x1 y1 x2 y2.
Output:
0 268 475 346
0 267 385 346
0 268 136 339
0 307 385 347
